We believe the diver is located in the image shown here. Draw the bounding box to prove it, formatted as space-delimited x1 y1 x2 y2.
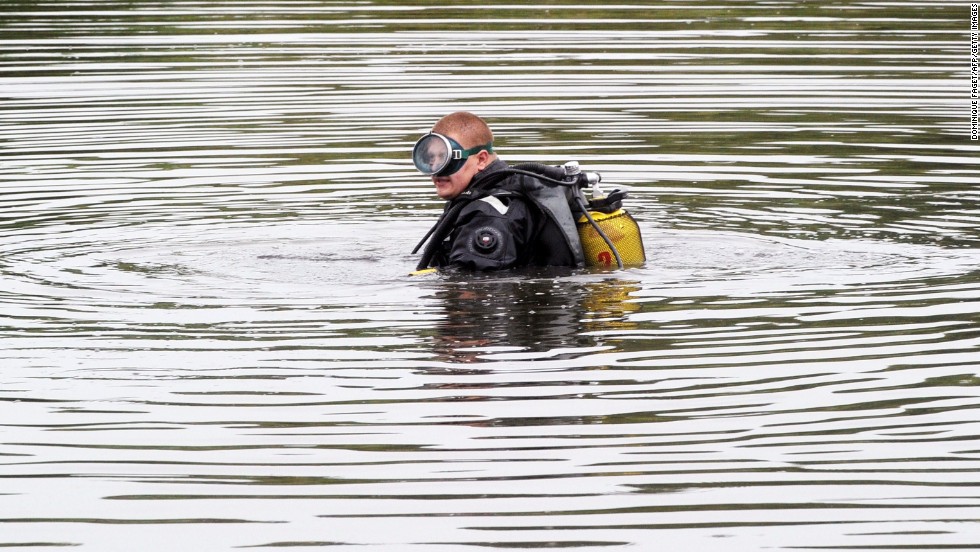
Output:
411 111 585 271
411 112 647 272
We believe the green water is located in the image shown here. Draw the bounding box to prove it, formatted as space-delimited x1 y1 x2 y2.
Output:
1 1 979 550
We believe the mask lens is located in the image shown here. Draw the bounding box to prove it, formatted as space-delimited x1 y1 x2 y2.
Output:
413 134 452 175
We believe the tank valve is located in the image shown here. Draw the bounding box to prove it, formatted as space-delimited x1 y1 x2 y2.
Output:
563 161 581 177
564 161 601 191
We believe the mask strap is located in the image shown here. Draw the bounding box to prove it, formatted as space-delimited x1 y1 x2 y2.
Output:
453 143 494 159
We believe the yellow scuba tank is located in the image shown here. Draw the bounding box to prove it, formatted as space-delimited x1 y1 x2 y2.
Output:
577 208 646 267
574 180 646 268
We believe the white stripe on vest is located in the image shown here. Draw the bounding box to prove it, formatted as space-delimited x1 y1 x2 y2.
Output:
478 195 509 215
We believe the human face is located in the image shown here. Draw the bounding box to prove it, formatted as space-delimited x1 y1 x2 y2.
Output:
432 149 492 200
413 132 493 177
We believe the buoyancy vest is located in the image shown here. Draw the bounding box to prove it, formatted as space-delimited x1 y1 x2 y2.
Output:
413 160 586 271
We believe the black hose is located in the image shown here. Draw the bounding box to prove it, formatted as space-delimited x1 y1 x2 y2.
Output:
499 166 579 188
512 163 568 183
412 211 445 254
413 201 467 270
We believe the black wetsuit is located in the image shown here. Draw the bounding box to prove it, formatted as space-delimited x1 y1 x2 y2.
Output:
422 160 582 271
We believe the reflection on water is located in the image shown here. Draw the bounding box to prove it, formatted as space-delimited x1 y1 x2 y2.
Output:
2 1 980 550
424 274 641 363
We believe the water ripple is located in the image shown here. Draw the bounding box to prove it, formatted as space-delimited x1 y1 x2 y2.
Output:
2 1 979 550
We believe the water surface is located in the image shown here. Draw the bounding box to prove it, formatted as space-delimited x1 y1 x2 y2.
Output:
2 1 979 550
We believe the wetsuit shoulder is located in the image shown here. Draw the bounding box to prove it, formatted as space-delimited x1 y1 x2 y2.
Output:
445 193 534 271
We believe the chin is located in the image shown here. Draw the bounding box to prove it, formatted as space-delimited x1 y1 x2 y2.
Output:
433 181 453 198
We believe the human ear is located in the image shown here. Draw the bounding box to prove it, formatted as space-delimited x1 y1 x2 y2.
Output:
476 150 491 169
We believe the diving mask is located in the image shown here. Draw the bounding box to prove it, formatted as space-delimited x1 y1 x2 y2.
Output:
412 132 493 177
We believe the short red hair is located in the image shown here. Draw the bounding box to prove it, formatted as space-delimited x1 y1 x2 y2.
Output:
432 111 494 149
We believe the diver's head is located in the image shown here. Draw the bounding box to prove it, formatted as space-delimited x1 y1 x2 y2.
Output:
413 112 497 200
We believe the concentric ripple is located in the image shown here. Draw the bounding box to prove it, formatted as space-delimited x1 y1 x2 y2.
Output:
2 1 979 551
